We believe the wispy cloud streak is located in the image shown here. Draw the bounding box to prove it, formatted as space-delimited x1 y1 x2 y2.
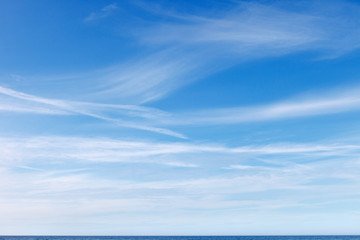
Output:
89 1 360 103
164 86 360 125
84 3 118 22
1 136 359 165
94 49 206 103
4 83 360 134
0 85 184 138
139 1 360 56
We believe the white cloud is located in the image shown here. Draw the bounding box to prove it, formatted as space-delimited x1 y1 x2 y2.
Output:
1 134 360 234
4 83 360 137
142 3 318 48
1 136 359 166
94 49 206 104
0 85 184 138
84 3 118 22
164 86 360 125
139 1 360 56
11 1 360 106
87 1 360 103
1 146 360 234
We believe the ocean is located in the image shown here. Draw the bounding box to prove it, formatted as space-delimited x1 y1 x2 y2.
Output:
0 237 359 240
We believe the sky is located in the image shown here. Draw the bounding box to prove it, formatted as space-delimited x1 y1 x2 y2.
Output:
1 0 360 235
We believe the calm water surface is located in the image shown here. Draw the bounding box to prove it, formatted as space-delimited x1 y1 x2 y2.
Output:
0 236 359 240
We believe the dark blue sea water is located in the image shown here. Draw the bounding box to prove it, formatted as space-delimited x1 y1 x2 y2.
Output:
0 237 359 240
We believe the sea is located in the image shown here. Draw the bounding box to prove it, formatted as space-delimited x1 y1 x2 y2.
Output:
0 237 359 240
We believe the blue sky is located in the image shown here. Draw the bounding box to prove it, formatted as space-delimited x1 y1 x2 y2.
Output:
1 0 360 235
